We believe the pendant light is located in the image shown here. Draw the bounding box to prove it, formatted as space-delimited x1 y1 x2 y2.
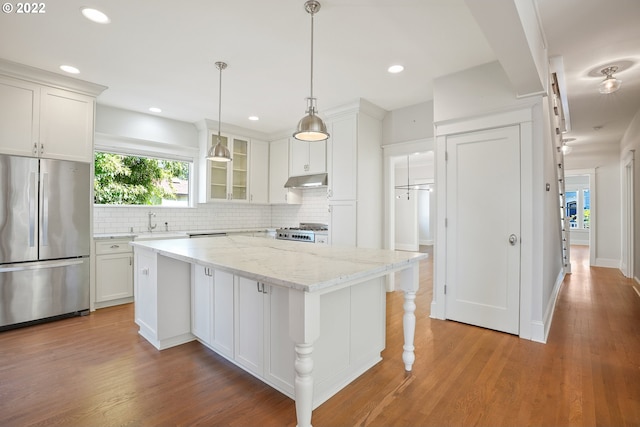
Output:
598 65 622 94
293 0 329 142
206 61 232 162
395 155 432 200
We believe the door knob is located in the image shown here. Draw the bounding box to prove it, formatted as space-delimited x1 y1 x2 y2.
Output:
509 234 518 246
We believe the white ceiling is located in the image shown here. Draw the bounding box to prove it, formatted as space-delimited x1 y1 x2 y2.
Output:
1 0 638 154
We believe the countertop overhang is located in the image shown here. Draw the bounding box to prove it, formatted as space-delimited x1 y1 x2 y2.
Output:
130 236 427 293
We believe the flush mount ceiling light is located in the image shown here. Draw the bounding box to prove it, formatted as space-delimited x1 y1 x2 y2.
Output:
59 65 80 74
206 61 232 162
293 0 329 142
598 66 622 94
149 107 162 113
388 65 404 74
80 7 110 24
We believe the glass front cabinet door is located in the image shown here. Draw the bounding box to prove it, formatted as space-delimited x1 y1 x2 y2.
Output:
208 134 249 202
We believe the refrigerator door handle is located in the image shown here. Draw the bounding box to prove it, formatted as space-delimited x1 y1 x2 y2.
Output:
41 172 49 247
29 171 37 247
0 258 85 273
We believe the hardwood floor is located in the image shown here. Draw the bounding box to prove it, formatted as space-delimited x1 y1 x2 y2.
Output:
1 245 638 426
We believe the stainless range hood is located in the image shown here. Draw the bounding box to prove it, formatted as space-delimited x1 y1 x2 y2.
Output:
284 173 328 188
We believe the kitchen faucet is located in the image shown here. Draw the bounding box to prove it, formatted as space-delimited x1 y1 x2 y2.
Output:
148 212 157 232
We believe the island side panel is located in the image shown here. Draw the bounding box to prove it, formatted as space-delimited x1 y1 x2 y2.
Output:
133 247 194 350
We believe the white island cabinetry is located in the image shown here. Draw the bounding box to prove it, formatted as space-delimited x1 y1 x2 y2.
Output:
131 236 424 427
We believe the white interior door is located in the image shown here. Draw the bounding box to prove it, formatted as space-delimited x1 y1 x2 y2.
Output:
445 125 521 334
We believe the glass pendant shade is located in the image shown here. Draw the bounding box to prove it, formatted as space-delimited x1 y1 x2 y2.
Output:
598 66 622 94
599 77 622 94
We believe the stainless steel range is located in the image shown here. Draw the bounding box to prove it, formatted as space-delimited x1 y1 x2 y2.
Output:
276 223 328 243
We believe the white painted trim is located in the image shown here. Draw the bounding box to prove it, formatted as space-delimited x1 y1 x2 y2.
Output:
594 258 621 269
382 138 435 153
435 106 534 136
432 135 447 320
531 269 565 343
621 150 635 279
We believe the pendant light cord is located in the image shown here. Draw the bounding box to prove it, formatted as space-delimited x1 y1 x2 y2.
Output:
310 9 314 101
218 64 223 139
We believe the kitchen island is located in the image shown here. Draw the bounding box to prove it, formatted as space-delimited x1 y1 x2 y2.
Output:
130 236 426 427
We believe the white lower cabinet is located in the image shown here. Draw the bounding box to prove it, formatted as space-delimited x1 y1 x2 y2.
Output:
191 265 234 359
191 269 296 395
235 276 296 393
95 239 134 308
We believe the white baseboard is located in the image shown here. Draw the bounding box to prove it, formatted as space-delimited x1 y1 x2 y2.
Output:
530 269 565 343
419 239 434 246
594 258 621 269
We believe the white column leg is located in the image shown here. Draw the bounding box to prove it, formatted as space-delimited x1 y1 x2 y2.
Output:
294 342 314 427
402 290 416 371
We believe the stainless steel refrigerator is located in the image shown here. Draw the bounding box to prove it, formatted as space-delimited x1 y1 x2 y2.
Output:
0 154 90 329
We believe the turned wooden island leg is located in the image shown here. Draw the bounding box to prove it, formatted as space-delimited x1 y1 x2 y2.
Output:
289 289 321 427
294 343 315 427
402 291 416 371
399 262 420 371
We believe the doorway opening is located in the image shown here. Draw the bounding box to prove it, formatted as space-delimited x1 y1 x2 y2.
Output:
565 169 596 267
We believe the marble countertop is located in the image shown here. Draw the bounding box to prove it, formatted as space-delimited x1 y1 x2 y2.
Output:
130 236 427 293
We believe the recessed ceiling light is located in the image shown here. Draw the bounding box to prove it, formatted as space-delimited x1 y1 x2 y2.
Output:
149 107 162 113
81 7 110 24
248 116 259 121
59 65 80 74
388 65 404 74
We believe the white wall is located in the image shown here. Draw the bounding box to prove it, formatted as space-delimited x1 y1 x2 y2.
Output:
619 108 640 281
383 101 434 144
394 165 418 251
96 104 198 146
433 61 537 123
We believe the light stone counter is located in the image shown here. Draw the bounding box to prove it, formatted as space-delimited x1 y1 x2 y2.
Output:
130 235 426 293
130 235 425 427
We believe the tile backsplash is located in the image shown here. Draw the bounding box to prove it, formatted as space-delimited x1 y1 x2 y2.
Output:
93 188 329 234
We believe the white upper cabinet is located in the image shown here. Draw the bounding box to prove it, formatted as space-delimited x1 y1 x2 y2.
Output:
289 139 326 176
39 87 95 162
0 75 96 163
0 77 39 157
269 138 301 205
327 116 357 201
249 139 269 204
207 133 249 202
